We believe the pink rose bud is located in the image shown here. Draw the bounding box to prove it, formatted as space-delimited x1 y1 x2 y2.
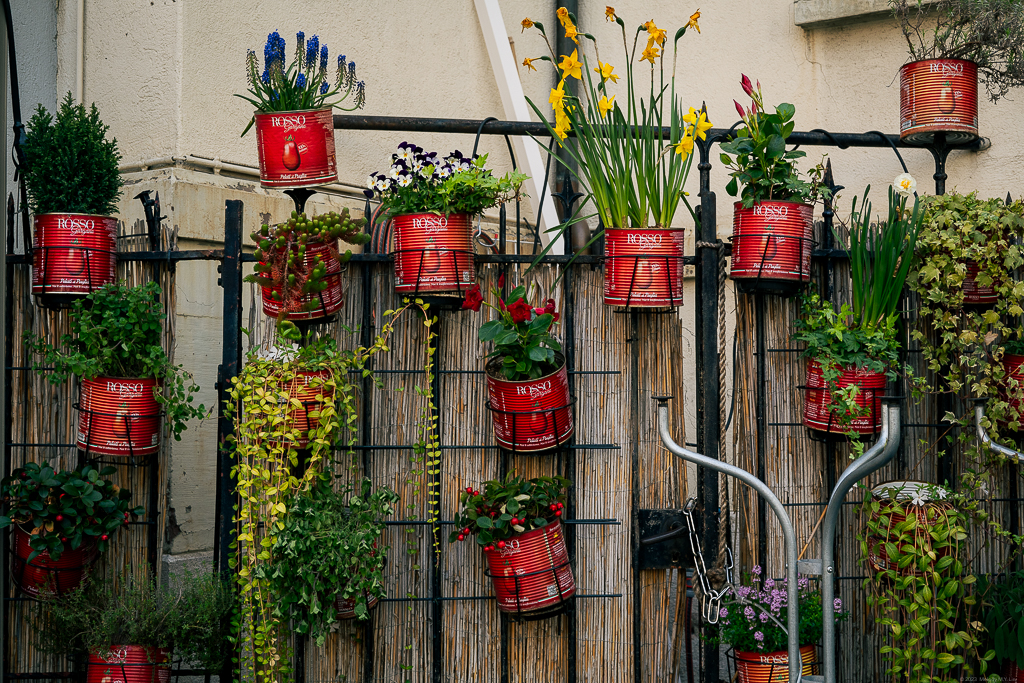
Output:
740 74 754 97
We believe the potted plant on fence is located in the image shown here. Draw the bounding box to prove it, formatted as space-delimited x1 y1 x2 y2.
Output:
520 8 707 307
890 0 1024 144
450 473 575 618
246 208 369 323
260 477 398 645
979 570 1024 681
793 178 923 440
39 568 234 681
26 282 206 456
0 462 142 597
22 93 122 308
711 566 845 680
721 76 831 295
462 276 572 452
237 31 365 188
364 144 527 296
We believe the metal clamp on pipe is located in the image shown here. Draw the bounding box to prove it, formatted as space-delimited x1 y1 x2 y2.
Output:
653 395 804 683
974 398 1024 461
819 399 901 683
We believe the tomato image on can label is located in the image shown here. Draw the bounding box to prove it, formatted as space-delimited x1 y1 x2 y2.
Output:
282 136 301 170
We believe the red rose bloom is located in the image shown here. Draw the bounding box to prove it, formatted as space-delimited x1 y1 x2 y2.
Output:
507 298 532 324
462 284 483 312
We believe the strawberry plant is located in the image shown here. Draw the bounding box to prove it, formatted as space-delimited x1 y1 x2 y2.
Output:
449 473 570 550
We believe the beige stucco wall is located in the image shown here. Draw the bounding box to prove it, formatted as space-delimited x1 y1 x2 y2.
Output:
46 0 1023 553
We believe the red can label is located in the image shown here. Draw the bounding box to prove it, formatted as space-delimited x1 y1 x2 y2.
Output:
734 645 817 683
962 260 997 305
77 377 161 456
260 239 344 321
900 59 978 144
254 108 338 188
802 361 885 435
32 214 118 297
87 645 170 683
392 213 476 294
730 201 813 284
264 369 333 448
485 520 576 613
486 358 573 452
604 227 685 307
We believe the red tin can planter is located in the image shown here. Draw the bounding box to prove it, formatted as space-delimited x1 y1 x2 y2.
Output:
485 354 574 453
899 59 979 145
962 260 997 306
77 377 161 457
266 369 333 449
803 361 885 435
1003 353 1024 427
32 213 118 308
866 481 953 576
336 593 380 620
87 645 170 683
603 227 685 307
730 202 813 295
483 520 576 617
391 213 475 295
1006 663 1024 683
260 239 344 321
254 108 337 188
734 645 818 683
11 526 97 598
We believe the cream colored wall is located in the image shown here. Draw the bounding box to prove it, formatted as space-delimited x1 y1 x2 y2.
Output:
57 0 1023 552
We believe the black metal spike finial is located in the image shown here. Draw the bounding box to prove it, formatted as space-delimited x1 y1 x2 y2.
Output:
284 188 318 215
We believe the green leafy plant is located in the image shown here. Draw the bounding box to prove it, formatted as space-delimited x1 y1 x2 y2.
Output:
364 144 527 216
21 93 123 216
261 478 398 646
449 473 570 550
246 209 368 324
461 275 562 381
890 0 1024 102
720 75 830 208
25 282 206 441
39 567 235 670
237 31 365 135
978 571 1024 671
858 482 993 681
0 462 142 561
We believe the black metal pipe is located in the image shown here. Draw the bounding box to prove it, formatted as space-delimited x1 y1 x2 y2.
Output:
430 315 444 683
755 293 768 573
359 209 376 683
629 311 642 683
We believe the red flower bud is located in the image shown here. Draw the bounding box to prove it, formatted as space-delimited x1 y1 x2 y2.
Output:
497 272 505 289
740 73 754 97
734 99 746 119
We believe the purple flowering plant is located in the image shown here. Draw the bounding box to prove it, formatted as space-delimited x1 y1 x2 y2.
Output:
364 142 527 217
237 31 365 135
709 567 847 653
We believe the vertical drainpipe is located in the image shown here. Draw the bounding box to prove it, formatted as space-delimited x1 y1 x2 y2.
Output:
76 0 85 102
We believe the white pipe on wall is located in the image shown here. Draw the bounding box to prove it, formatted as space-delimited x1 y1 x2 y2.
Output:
75 0 83 102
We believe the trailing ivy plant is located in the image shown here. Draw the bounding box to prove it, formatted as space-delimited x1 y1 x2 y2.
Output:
22 93 123 216
978 571 1024 673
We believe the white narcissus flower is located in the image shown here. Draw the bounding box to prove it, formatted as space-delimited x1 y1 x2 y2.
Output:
894 173 917 197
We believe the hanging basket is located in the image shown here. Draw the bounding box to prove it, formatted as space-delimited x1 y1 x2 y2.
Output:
899 59 979 145
729 202 813 295
335 592 381 620
962 260 997 306
734 645 818 683
603 227 685 307
87 645 171 683
259 238 344 321
483 519 576 618
802 361 885 436
11 526 98 598
76 377 161 457
391 213 475 295
485 354 574 453
254 108 338 188
866 481 953 576
267 369 334 449
32 213 118 309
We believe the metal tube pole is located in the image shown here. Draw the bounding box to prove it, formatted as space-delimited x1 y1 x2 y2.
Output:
974 401 1024 461
820 401 901 683
653 397 802 682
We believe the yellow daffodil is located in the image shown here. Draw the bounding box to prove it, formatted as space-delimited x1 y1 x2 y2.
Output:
675 133 694 159
640 45 660 65
598 94 616 118
605 6 616 21
554 109 571 141
644 20 667 46
594 61 619 84
688 9 701 33
683 107 698 125
564 20 580 44
549 79 567 110
558 49 583 80
692 111 713 140
521 17 534 32
556 7 570 26
523 57 538 72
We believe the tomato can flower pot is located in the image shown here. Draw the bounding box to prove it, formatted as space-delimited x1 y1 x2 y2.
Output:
254 108 338 188
1006 662 1024 683
603 227 686 307
899 59 979 145
391 213 475 296
267 369 333 449
483 519 576 619
734 645 818 683
76 377 161 457
802 361 886 437
32 213 118 309
1002 353 1024 428
259 238 344 322
729 202 813 295
866 481 953 576
11 526 98 598
336 593 380 620
87 645 170 683
485 353 574 453
962 260 997 306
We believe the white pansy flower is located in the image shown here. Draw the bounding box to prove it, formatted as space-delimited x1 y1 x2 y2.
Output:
397 175 413 187
375 178 391 191
388 165 402 180
366 175 377 189
894 173 917 197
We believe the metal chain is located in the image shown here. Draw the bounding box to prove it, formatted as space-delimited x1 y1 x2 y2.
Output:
683 496 733 625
